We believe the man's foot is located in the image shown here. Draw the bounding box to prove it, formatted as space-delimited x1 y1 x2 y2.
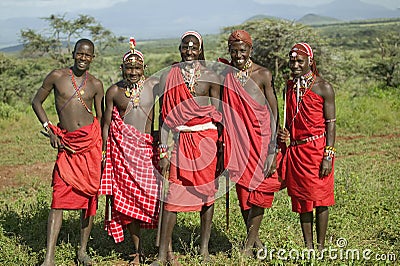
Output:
40 260 55 266
167 251 182 266
240 247 254 258
149 260 165 266
200 253 212 264
76 251 93 266
128 253 143 265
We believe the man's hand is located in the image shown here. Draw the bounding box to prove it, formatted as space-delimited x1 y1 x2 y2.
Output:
277 128 290 143
263 153 277 178
319 157 333 178
159 157 170 177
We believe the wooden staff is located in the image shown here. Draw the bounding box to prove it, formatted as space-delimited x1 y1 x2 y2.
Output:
283 85 287 130
40 130 76 154
225 171 229 231
219 140 229 232
155 172 167 247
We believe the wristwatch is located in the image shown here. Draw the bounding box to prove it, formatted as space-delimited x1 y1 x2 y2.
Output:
324 156 332 162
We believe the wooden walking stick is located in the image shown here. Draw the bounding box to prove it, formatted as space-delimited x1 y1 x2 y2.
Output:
219 139 229 231
155 174 166 247
225 171 229 231
283 85 287 131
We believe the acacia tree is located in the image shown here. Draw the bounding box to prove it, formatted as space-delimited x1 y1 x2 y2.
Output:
372 36 400 87
220 18 325 91
20 14 118 64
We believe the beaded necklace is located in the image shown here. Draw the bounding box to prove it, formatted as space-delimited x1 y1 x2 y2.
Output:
235 59 253 86
292 70 314 112
123 76 145 117
69 69 91 114
181 62 201 96
288 70 316 128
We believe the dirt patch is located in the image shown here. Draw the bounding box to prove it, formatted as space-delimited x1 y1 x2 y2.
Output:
337 133 400 141
0 162 53 191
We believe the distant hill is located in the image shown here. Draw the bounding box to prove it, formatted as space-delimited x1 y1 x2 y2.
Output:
298 14 342 25
245 14 287 22
0 44 23 53
1 0 399 49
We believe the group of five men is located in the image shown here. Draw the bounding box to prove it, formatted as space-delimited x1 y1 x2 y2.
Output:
31 29 336 266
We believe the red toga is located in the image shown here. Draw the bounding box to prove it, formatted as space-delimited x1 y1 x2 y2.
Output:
99 107 160 243
162 65 222 212
49 118 102 217
284 80 335 212
222 70 283 193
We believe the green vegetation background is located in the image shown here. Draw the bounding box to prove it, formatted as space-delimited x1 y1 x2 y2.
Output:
0 18 399 265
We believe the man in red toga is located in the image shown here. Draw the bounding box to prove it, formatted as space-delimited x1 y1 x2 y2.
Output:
151 31 222 265
220 30 282 257
99 38 160 265
278 42 336 251
31 39 104 266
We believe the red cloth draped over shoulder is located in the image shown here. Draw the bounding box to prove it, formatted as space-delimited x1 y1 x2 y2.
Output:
162 65 222 188
99 107 160 243
161 65 222 210
284 80 334 201
162 64 222 129
49 118 102 197
222 71 283 192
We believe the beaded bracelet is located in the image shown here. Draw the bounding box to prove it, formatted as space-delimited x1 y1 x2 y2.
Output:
102 150 106 161
43 121 52 133
324 145 336 158
158 144 169 159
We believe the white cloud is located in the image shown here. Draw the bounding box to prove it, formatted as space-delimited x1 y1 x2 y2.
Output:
0 0 128 19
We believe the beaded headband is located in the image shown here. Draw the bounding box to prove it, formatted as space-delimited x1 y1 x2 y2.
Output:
289 42 314 59
122 36 144 64
181 30 203 46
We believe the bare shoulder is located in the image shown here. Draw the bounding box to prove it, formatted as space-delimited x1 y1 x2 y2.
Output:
88 73 103 87
313 76 334 98
106 83 120 95
201 65 222 84
47 68 68 79
253 62 272 77
145 75 160 87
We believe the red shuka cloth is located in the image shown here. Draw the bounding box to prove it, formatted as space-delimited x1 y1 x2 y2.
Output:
162 65 222 211
49 118 102 216
284 80 335 202
99 107 160 243
222 70 283 193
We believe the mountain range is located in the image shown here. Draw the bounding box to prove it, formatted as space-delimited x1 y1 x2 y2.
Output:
0 0 399 49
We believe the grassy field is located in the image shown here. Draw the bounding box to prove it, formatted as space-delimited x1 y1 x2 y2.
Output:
0 84 399 265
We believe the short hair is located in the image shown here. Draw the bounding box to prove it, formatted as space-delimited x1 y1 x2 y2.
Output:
73 39 95 53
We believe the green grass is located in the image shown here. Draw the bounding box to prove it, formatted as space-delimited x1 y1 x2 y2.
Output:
0 84 399 265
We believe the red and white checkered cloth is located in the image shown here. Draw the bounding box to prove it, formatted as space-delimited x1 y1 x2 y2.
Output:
99 107 161 243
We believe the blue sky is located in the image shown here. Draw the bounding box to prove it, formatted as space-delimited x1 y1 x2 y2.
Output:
0 0 398 20
0 0 399 48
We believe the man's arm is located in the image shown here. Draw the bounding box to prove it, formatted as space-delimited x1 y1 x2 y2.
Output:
32 70 58 125
157 72 171 176
261 68 279 176
93 78 104 125
102 85 116 153
319 80 336 177
31 70 61 148
209 73 222 110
